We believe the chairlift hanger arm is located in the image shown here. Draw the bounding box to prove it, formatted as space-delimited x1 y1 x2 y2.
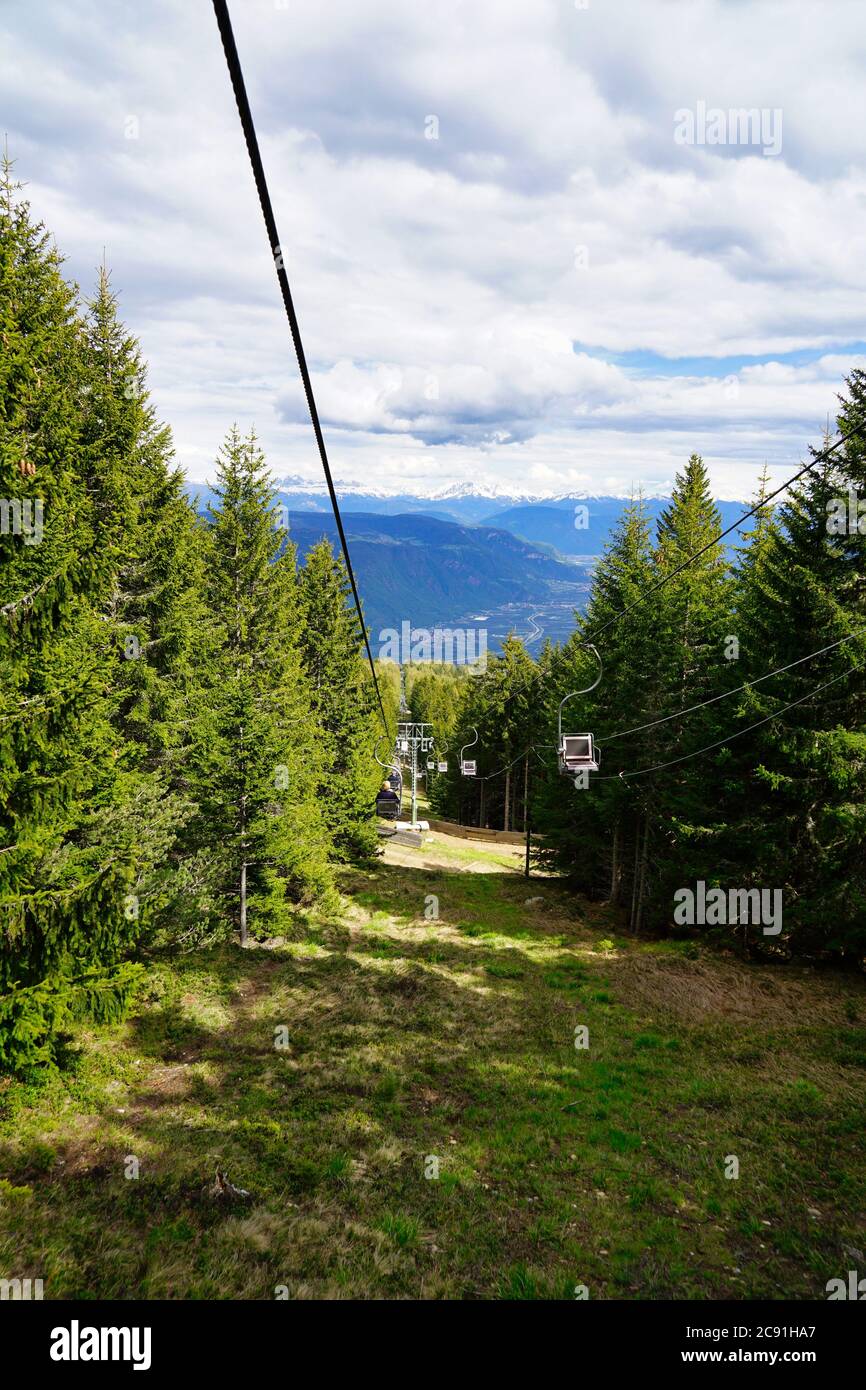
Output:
373 733 401 779
557 644 602 747
459 726 479 763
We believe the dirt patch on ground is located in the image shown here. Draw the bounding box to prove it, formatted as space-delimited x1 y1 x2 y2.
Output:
609 950 866 1027
381 832 524 874
131 1062 194 1109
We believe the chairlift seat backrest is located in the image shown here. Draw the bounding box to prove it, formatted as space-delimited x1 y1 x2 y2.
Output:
461 759 477 777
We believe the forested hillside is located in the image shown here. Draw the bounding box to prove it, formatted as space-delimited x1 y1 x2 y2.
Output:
423 445 866 961
185 502 592 641
0 165 387 1070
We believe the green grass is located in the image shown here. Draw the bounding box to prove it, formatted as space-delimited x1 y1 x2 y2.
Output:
0 845 864 1300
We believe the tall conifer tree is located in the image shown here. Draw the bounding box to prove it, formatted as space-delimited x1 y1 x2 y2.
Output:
534 494 662 913
75 267 214 941
731 401 866 955
296 540 380 859
192 428 331 942
0 161 138 1067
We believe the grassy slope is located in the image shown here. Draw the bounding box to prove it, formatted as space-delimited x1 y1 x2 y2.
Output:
0 831 864 1300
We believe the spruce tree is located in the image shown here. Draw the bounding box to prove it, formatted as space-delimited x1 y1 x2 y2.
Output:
80 268 206 760
433 637 539 830
642 454 735 930
296 539 380 859
0 160 138 1068
534 494 662 915
75 266 215 943
732 401 866 956
191 427 331 943
407 663 464 812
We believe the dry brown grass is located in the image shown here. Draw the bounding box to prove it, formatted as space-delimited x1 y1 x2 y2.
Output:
609 947 866 1027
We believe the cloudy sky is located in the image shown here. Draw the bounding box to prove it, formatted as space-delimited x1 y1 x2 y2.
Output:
3 0 866 497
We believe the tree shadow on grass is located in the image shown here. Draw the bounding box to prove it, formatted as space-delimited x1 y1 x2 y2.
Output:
0 886 613 1297
5 859 854 1300
342 860 594 944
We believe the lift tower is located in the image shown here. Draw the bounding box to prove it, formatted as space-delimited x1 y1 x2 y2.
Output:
396 722 434 828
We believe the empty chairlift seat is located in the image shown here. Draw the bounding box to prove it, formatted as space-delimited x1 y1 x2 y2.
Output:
558 733 600 775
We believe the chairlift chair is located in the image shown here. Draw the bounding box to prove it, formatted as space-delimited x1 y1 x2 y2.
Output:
559 733 600 774
557 644 603 777
374 734 404 818
376 787 401 820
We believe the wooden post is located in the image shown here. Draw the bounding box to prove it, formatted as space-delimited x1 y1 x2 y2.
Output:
629 818 640 932
524 751 532 879
239 860 247 946
609 820 620 904
635 815 649 935
239 784 248 946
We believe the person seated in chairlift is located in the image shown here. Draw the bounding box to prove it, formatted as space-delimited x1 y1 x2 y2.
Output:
377 780 399 806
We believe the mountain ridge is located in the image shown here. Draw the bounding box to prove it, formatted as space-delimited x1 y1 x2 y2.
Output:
184 487 750 649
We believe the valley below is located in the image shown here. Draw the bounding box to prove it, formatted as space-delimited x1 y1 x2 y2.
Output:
449 583 593 656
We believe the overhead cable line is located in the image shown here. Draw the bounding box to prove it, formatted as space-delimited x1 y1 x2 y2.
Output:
211 0 389 733
466 658 859 788
597 628 865 746
585 427 862 644
593 662 862 781
478 747 532 782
